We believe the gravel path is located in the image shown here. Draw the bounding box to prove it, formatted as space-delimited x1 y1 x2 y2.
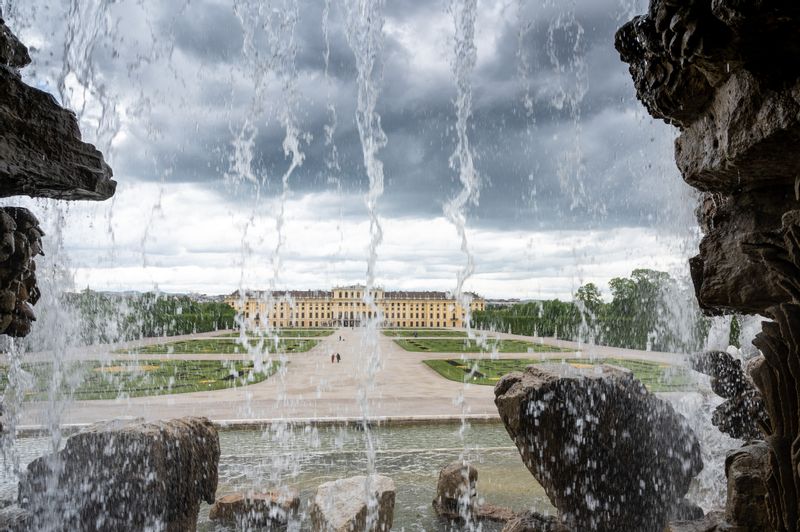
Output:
16 327 691 428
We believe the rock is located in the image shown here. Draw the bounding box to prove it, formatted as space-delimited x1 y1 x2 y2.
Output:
0 207 44 338
18 417 219 532
494 364 702 532
724 441 769 530
669 441 770 532
432 461 477 519
0 67 116 200
0 291 13 313
688 175 795 317
475 503 516 523
432 460 517 524
0 18 115 201
501 511 566 532
690 351 768 439
669 499 705 522
617 2 800 528
0 504 30 532
310 475 395 532
209 490 299 527
744 215 800 531
0 16 113 341
0 10 30 70
674 71 800 192
666 511 727 532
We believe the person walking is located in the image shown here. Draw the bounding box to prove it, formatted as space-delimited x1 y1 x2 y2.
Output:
336 353 341 363
331 353 335 363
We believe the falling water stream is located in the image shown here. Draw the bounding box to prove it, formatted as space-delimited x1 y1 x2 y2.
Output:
445 1 485 528
0 0 744 529
343 1 388 526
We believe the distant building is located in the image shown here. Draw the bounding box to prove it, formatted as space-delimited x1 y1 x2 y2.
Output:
225 285 485 328
486 298 522 307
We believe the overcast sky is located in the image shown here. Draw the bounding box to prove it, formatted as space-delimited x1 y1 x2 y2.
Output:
3 0 700 300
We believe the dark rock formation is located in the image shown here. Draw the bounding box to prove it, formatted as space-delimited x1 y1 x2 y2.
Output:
725 441 770 529
0 11 29 70
690 350 769 439
474 503 516 523
0 504 30 532
310 475 395 532
617 2 800 529
665 443 770 531
669 499 705 522
0 11 115 342
432 461 477 520
501 511 567 532
432 460 517 525
209 490 299 528
666 511 726 532
18 417 219 532
0 207 42 337
0 13 115 201
494 364 702 532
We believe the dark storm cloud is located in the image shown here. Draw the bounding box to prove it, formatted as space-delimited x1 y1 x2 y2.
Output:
169 3 244 63
17 0 680 232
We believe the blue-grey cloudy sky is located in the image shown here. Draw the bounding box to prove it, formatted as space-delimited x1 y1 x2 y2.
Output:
2 0 699 299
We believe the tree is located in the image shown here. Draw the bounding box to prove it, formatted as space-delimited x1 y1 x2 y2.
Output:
472 268 708 353
63 290 236 345
575 283 603 313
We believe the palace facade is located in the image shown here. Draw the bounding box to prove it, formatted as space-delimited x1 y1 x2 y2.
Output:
224 285 485 328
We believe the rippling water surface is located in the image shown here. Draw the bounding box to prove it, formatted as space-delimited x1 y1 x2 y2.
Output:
2 422 552 531
207 422 552 530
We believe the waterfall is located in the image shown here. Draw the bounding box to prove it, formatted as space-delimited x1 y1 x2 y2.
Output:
444 0 480 322
343 1 388 527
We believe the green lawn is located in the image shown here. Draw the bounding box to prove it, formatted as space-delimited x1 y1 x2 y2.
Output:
394 338 569 353
0 360 279 400
117 338 318 355
217 329 334 338
423 358 694 392
382 329 468 338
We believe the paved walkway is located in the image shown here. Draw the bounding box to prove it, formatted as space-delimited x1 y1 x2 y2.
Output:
16 328 691 428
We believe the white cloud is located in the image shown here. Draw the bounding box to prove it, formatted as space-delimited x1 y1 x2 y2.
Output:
2 0 700 302
0 181 691 300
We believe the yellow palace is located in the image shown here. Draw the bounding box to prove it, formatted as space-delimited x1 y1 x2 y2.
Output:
225 285 485 329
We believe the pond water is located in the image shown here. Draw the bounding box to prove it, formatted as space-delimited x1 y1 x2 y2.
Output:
205 422 552 530
1 411 729 530
1 422 551 531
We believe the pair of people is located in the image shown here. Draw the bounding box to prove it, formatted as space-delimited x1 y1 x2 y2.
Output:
330 353 341 363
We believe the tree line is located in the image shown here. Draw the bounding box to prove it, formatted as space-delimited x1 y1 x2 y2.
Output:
471 269 712 353
64 290 236 345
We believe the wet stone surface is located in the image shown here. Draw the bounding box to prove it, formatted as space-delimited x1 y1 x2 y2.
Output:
495 364 703 532
432 461 477 520
0 14 115 201
310 475 395 532
617 2 800 527
18 416 219 532
0 207 43 337
209 489 299 528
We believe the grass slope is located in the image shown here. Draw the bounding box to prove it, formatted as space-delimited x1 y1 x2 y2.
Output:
0 360 279 400
395 338 570 353
423 358 694 392
382 329 468 338
117 338 318 355
217 329 334 338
